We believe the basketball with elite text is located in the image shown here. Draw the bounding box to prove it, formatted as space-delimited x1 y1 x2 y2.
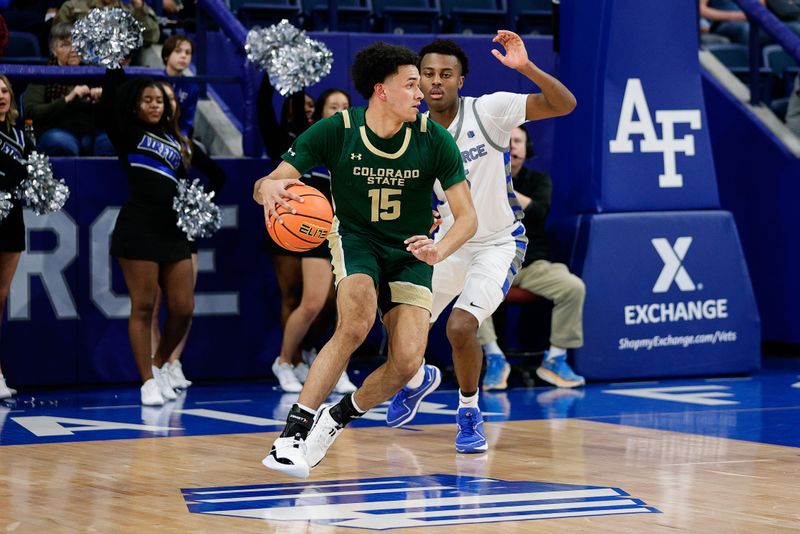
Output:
266 184 334 252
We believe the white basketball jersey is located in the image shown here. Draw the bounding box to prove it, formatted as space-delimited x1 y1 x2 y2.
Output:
434 92 528 242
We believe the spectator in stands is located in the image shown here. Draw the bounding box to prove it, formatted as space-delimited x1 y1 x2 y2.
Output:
148 80 227 391
477 126 586 390
1 1 59 56
23 23 114 156
786 76 800 136
161 35 199 137
699 0 800 44
0 14 7 60
54 0 159 48
0 75 33 400
257 78 356 394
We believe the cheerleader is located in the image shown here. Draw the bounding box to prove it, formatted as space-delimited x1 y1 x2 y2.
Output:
148 80 227 390
0 75 31 400
99 67 195 406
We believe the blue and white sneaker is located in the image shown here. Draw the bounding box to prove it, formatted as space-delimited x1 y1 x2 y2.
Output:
536 352 585 388
385 364 441 428
455 407 487 453
482 353 510 391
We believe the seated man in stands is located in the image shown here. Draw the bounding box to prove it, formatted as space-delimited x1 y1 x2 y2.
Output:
699 0 800 44
478 126 586 390
23 22 114 156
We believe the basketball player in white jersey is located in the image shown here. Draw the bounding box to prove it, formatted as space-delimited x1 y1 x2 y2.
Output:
385 31 576 453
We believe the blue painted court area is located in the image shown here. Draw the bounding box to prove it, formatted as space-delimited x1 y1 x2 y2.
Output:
182 475 659 529
2 358 799 448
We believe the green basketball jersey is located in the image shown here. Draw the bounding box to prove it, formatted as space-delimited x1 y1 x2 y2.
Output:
282 107 466 247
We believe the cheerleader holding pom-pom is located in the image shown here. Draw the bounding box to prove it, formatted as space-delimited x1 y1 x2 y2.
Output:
0 75 71 400
82 8 219 405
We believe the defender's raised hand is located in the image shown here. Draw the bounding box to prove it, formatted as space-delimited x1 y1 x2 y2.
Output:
491 30 530 71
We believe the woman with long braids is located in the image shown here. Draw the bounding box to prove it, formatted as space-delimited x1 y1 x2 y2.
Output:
0 75 31 400
99 67 195 406
148 80 227 391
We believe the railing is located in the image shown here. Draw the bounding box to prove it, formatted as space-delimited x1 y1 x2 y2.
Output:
736 0 800 105
0 0 263 157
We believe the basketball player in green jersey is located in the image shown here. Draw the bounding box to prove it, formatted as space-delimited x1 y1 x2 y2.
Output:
253 42 477 478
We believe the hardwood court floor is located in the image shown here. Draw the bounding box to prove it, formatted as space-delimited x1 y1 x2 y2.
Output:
2 417 799 532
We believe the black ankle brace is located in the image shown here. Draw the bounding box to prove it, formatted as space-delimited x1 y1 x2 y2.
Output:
280 404 315 439
329 393 364 426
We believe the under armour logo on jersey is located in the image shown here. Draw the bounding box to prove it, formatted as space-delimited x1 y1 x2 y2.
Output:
652 237 696 293
351 153 362 160
467 130 475 138
288 148 296 156
609 78 702 189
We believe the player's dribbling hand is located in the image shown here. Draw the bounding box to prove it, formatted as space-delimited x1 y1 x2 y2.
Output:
253 177 305 226
405 235 442 266
491 30 529 70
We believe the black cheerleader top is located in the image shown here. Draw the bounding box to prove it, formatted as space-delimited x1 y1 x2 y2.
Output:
101 68 186 212
0 122 31 193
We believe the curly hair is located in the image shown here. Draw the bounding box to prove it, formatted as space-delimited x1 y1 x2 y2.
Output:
419 39 469 77
351 42 419 100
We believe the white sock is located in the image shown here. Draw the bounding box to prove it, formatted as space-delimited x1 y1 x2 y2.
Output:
547 346 567 360
406 363 426 389
297 403 317 416
459 390 479 409
350 393 365 414
482 340 503 356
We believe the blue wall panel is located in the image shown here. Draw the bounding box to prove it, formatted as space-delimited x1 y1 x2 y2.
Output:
703 72 800 344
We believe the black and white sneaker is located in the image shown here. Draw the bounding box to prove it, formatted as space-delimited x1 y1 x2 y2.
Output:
262 433 310 479
305 405 344 468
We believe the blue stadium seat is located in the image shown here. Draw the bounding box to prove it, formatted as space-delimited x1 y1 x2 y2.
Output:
4 32 46 64
232 0 302 29
372 0 440 34
516 0 552 35
705 42 750 70
440 0 506 34
303 0 372 32
762 44 799 97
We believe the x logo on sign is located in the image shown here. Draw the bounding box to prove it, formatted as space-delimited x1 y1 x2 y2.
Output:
651 237 696 293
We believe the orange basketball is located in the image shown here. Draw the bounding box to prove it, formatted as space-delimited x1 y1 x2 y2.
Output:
265 184 333 252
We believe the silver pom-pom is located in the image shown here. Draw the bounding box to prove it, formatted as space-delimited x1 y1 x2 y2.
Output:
245 20 333 95
72 8 144 68
245 20 303 71
0 191 13 222
268 38 334 96
18 152 70 215
173 179 222 241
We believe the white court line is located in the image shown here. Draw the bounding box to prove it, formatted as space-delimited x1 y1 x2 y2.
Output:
190 480 407 496
665 459 774 466
194 399 253 405
608 381 661 387
703 470 771 479
82 405 140 410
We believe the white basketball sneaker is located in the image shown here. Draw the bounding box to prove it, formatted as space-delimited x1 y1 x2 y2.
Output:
151 365 177 401
0 377 15 400
305 405 345 468
262 434 310 479
293 362 310 383
140 378 165 406
272 357 303 393
334 371 357 394
169 361 192 389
